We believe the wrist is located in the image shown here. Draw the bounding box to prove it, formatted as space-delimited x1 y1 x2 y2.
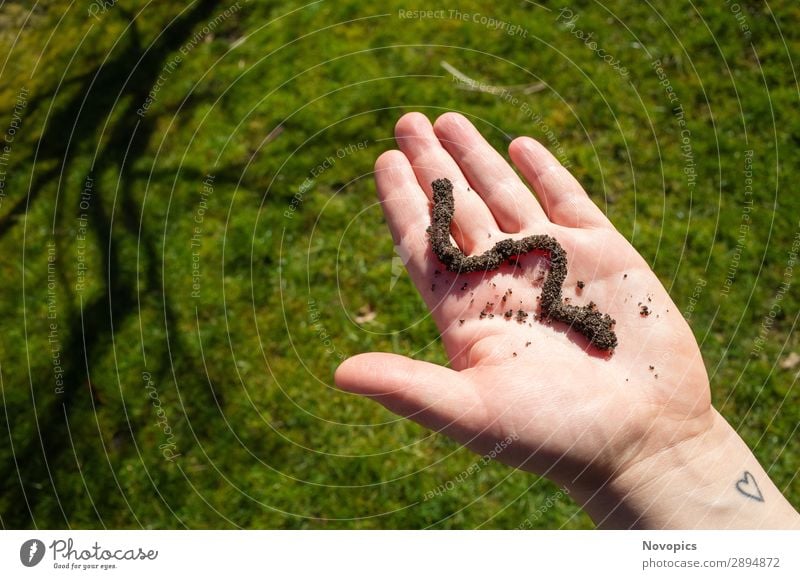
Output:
567 408 800 528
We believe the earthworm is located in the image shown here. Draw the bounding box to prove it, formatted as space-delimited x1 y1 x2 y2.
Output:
426 178 617 350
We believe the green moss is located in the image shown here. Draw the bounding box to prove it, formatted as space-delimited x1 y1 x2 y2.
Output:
0 0 797 528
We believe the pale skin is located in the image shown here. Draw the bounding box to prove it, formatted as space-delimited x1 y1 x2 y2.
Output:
334 112 800 529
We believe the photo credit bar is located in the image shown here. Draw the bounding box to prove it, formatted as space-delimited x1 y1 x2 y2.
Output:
0 531 798 577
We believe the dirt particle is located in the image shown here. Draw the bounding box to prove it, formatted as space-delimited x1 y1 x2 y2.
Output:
459 319 465 326
623 274 628 279
640 305 651 317
512 352 517 357
461 282 469 291
649 365 654 371
525 341 531 347
577 280 585 289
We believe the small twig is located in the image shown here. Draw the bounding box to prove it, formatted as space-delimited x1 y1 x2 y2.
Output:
265 124 284 144
441 60 546 95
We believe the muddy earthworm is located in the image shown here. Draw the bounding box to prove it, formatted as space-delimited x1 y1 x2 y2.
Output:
426 178 618 351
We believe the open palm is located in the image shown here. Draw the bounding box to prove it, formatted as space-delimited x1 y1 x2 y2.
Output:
336 112 712 493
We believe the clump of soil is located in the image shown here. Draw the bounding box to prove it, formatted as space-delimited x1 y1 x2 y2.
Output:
427 178 618 351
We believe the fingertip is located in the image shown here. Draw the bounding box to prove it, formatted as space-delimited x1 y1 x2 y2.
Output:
395 111 432 141
333 353 369 393
373 149 424 206
374 149 408 176
333 352 403 396
509 136 548 164
508 136 528 156
433 111 470 134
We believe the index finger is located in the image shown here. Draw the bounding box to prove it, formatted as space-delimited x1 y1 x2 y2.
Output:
373 149 438 285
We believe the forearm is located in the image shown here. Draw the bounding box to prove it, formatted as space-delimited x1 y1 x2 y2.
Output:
572 408 800 529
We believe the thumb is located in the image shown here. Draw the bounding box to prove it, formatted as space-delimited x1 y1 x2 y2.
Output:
334 352 485 438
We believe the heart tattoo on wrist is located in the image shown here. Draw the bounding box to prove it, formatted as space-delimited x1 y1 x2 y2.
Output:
735 471 765 502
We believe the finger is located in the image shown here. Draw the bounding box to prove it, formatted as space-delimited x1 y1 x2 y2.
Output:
334 352 485 439
374 149 436 283
395 112 500 254
433 112 548 231
509 137 612 229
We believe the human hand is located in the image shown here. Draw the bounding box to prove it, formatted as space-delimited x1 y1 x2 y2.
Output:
335 112 798 528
